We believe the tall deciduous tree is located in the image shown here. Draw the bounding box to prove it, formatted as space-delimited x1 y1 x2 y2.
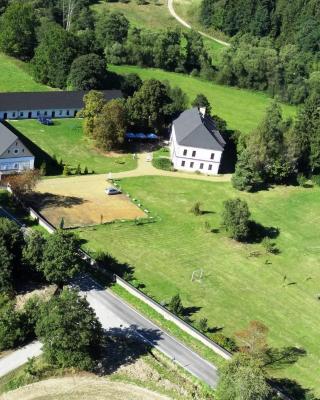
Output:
216 353 270 400
0 238 13 293
127 79 172 132
192 93 212 114
222 198 251 241
95 10 129 49
0 294 24 350
0 1 39 59
93 99 127 151
32 22 78 88
36 288 103 369
80 90 106 138
39 231 82 287
67 54 107 90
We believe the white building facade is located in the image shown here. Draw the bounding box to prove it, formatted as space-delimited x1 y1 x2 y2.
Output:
0 123 34 176
170 108 225 175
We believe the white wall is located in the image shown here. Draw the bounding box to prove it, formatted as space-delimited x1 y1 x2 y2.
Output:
0 108 79 120
0 156 34 172
170 127 222 175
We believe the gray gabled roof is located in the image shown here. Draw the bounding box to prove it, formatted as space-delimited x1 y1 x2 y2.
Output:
0 90 122 112
0 122 18 155
173 108 226 151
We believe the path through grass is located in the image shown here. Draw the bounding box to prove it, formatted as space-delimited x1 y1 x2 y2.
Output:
78 176 320 394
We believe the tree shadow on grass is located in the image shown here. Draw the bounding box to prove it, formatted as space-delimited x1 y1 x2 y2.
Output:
247 221 280 244
99 325 162 375
181 305 202 320
269 378 318 400
95 252 135 281
264 346 307 370
25 192 86 209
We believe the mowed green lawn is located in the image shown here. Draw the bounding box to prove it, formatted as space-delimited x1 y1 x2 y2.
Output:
10 119 137 174
78 176 320 393
109 65 297 134
0 53 52 92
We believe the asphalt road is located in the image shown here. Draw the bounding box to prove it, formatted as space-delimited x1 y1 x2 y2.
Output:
0 342 42 377
74 275 219 387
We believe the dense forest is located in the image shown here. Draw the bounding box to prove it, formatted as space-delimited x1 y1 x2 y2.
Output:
200 0 320 104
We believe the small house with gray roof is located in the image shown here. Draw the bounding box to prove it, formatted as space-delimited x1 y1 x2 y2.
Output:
169 107 225 175
0 122 34 176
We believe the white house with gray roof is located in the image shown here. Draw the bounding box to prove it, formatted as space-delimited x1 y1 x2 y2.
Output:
0 122 34 177
169 107 225 175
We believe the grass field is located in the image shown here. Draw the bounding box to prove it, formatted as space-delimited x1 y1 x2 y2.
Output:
109 65 297 134
10 119 137 175
0 53 52 92
78 176 320 394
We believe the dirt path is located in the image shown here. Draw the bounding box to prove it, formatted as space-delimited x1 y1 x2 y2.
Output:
0 377 171 400
167 0 230 47
110 153 232 182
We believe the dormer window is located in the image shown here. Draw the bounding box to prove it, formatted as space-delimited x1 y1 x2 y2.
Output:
210 153 215 160
183 149 187 156
192 150 196 157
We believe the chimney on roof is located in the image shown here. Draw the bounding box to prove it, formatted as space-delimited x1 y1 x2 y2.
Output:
199 107 206 117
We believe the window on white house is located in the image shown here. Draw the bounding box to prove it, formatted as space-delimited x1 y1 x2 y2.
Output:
190 162 194 168
20 112 24 117
7 150 10 153
44 111 47 116
192 150 196 157
59 110 63 115
183 149 187 156
200 163 204 169
208 164 212 171
181 160 185 167
211 153 215 160
66 110 70 116
12 112 15 117
14 149 19 154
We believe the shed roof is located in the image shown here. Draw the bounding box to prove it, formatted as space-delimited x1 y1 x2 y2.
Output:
0 90 122 111
173 108 226 151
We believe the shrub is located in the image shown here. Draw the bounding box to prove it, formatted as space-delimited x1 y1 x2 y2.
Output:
63 165 70 176
261 237 278 254
190 201 202 216
209 332 238 353
222 198 251 241
297 173 307 187
198 318 208 333
312 175 320 186
167 294 184 317
152 157 173 171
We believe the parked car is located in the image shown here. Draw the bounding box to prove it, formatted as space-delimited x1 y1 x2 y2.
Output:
105 186 121 195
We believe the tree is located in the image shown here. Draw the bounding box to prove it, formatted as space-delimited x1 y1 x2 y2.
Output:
32 22 78 88
192 94 212 115
222 198 251 241
235 321 269 356
67 53 107 90
167 294 184 316
127 79 173 132
22 230 46 274
0 217 24 274
0 237 13 293
0 294 24 350
0 1 39 59
216 353 270 400
232 149 262 192
39 231 83 287
95 10 129 49
93 99 127 151
36 288 103 369
80 90 106 138
121 73 142 97
6 169 41 197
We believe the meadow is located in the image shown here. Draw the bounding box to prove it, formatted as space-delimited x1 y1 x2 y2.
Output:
78 176 320 394
0 53 52 92
10 119 137 174
109 65 297 134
